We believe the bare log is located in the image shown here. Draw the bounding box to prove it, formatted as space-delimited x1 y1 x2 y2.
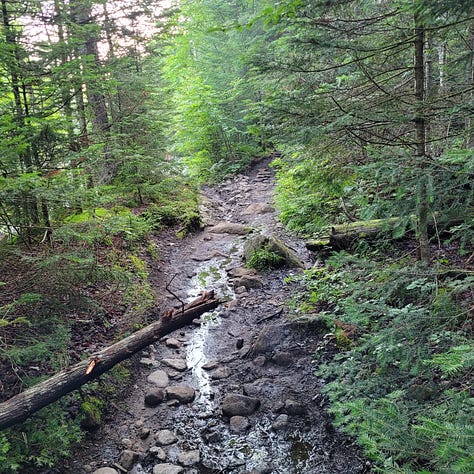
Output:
0 290 220 430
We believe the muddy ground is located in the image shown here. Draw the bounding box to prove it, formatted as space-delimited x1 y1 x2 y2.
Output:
54 158 370 474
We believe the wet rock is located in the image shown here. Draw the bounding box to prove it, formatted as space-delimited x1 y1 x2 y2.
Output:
140 358 158 367
147 370 169 388
118 450 139 471
235 286 248 294
233 274 263 290
165 338 182 349
92 469 118 474
229 415 250 433
210 366 231 380
271 351 293 366
253 355 267 367
165 386 195 404
152 464 183 474
121 438 133 449
284 399 307 416
272 414 289 431
144 388 165 407
209 222 250 235
162 358 188 372
251 324 290 354
202 360 219 371
241 203 273 215
243 234 304 268
155 429 178 446
149 446 167 460
227 267 258 278
222 394 261 417
178 449 200 466
140 427 151 439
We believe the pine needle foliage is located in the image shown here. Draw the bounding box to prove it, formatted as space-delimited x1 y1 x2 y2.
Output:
295 251 474 472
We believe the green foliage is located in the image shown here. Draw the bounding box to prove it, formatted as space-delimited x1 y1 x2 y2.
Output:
293 251 474 472
246 248 285 271
0 403 83 472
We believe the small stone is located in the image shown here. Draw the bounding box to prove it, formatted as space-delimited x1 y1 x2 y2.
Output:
152 464 183 474
210 366 231 380
222 394 261 417
229 416 250 433
140 358 158 367
272 414 289 431
140 428 151 439
118 450 139 471
167 399 180 407
121 438 133 449
144 388 165 407
253 355 266 367
92 469 118 474
192 318 202 325
155 429 178 446
284 399 306 416
165 386 196 404
235 286 247 295
162 358 188 372
236 338 244 350
149 446 167 461
166 338 182 349
147 370 169 388
178 449 200 466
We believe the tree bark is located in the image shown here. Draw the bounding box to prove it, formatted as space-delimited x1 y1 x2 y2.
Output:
414 11 430 265
0 291 220 430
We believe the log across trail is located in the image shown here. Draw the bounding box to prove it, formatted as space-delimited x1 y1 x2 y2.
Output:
0 291 220 431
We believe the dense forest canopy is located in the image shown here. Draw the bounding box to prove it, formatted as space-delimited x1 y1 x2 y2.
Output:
0 0 473 472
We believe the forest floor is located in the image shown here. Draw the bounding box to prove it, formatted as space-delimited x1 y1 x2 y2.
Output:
51 157 370 474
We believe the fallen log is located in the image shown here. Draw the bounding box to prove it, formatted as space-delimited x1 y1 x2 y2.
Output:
0 290 220 431
306 218 399 251
306 217 466 252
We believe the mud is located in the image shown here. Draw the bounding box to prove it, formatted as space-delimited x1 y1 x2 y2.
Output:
53 158 369 474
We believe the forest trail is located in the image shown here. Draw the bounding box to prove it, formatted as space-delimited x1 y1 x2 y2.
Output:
57 158 369 474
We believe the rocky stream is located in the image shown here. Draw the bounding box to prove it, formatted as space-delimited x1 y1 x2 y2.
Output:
55 158 369 474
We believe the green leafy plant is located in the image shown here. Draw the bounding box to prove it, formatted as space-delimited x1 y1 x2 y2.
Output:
246 248 285 271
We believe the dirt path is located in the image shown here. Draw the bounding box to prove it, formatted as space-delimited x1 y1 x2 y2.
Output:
58 158 369 474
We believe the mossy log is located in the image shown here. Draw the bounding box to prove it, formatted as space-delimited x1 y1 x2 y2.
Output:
306 218 399 251
306 216 465 251
0 291 220 430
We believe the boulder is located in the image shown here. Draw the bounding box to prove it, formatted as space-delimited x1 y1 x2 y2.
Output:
222 394 260 417
229 415 250 433
118 450 139 471
92 469 118 474
233 274 263 290
241 203 273 215
155 429 178 446
152 464 183 474
147 370 169 388
272 414 289 431
178 449 201 466
209 222 250 235
243 235 304 269
165 386 195 404
162 358 188 372
165 338 182 349
144 389 165 407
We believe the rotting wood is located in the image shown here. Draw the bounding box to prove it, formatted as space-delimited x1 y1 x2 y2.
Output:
0 290 220 431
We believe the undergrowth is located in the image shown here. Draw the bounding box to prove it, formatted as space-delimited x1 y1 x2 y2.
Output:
0 173 200 470
294 250 473 473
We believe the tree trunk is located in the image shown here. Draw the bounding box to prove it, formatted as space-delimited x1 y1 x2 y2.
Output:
0 291 220 430
414 11 430 265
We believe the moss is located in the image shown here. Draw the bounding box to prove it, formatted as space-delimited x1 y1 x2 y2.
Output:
80 396 104 430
